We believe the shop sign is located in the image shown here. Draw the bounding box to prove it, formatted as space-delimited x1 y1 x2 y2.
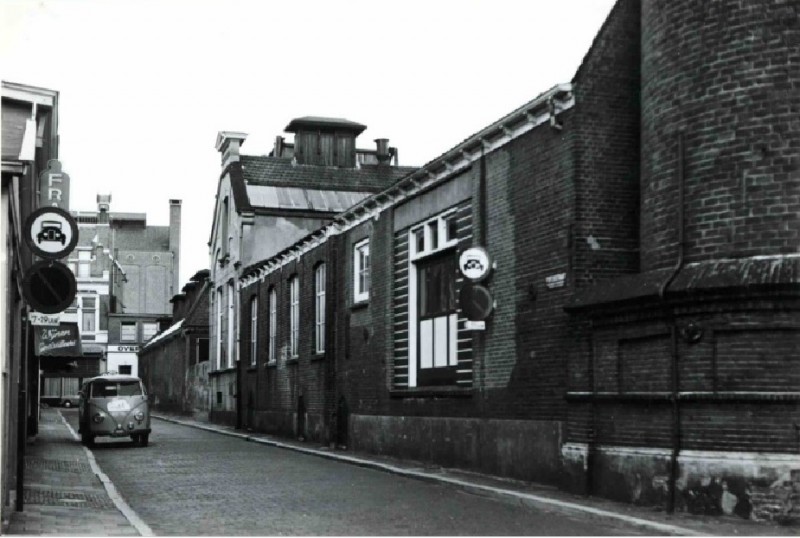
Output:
29 312 61 326
39 159 71 210
108 345 140 353
34 322 82 357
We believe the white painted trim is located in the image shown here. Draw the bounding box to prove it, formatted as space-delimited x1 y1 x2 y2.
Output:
562 442 800 465
353 239 370 303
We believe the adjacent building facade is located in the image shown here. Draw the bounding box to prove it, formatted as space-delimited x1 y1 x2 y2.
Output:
1 81 60 523
231 0 799 522
207 119 415 425
139 270 211 417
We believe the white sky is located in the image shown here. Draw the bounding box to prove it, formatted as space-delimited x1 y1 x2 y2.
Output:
2 0 616 286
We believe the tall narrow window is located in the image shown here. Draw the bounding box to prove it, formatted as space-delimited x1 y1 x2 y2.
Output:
315 264 326 354
289 276 299 357
227 281 235 368
250 296 258 366
353 239 370 303
216 288 225 370
268 287 277 363
78 250 91 278
81 297 96 339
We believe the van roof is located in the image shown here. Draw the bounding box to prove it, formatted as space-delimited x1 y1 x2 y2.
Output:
85 374 142 383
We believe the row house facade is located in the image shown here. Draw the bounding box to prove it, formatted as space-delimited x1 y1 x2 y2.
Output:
232 0 799 522
1 81 60 524
207 119 415 425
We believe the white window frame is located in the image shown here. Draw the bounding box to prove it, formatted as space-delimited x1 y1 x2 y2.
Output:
216 287 224 370
407 208 460 388
227 281 235 368
120 321 137 343
315 264 326 354
289 276 299 358
250 296 258 366
268 287 277 364
141 322 159 342
77 295 99 339
353 239 370 303
77 249 92 278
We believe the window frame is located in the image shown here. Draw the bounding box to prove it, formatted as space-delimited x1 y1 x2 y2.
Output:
353 238 370 303
314 263 326 354
120 321 137 343
250 295 258 366
289 276 299 358
141 322 159 343
268 287 277 364
407 208 461 388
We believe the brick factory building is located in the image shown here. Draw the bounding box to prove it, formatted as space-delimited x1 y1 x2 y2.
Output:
231 0 799 522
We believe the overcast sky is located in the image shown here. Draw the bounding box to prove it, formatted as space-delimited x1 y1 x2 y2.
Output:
2 0 616 285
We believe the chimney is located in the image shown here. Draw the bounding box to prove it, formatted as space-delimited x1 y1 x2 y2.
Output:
97 194 111 223
375 138 391 165
169 199 182 300
274 136 284 157
215 131 248 169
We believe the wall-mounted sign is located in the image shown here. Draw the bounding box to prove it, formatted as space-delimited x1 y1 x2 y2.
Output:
458 247 492 282
458 283 494 321
34 322 82 357
38 159 71 210
22 261 77 314
29 312 61 326
545 273 566 289
464 320 486 331
107 345 140 353
24 206 78 260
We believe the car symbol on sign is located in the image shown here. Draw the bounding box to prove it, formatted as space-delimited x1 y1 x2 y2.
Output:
463 258 484 272
37 221 66 245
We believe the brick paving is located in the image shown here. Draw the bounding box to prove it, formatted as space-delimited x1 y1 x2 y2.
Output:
4 407 142 536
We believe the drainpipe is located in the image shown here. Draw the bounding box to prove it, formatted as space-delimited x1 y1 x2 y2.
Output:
660 130 686 514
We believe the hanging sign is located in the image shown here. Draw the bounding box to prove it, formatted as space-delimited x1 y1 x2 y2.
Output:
38 159 71 210
24 206 78 260
34 322 82 357
458 247 492 282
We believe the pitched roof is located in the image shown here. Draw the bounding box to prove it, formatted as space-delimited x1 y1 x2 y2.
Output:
240 155 416 192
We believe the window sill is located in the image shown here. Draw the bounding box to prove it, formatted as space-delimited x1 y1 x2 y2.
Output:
311 353 326 362
351 299 369 311
286 357 299 365
209 367 237 376
265 361 277 368
389 386 472 398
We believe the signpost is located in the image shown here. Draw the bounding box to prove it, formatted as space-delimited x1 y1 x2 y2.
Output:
23 206 78 260
458 247 492 282
458 247 494 330
22 261 77 314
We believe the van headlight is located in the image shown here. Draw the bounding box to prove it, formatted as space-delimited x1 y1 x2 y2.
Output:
134 411 144 422
92 412 106 423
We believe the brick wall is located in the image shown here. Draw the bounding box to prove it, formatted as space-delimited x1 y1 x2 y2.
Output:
640 0 800 271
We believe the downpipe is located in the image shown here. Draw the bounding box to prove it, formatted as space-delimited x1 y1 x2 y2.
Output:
660 131 686 514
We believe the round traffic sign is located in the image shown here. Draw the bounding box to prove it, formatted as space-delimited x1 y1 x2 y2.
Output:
22 261 77 314
459 247 491 282
24 206 78 260
458 283 494 321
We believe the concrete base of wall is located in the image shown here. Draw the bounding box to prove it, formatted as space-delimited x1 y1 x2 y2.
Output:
350 415 564 485
250 410 326 443
561 443 800 522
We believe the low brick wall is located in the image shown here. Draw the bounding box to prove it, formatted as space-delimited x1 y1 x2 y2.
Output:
350 415 563 485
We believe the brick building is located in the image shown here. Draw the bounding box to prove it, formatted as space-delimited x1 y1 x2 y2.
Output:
139 270 211 417
208 120 415 426
234 0 799 521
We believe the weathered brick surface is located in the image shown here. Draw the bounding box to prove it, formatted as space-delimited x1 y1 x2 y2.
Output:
640 0 800 271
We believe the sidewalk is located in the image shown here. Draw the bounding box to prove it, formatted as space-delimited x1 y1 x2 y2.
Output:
3 407 150 536
155 411 799 537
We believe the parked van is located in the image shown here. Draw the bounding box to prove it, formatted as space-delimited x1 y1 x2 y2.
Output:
78 374 151 447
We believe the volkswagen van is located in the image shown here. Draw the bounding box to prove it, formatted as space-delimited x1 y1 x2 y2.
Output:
78 374 151 447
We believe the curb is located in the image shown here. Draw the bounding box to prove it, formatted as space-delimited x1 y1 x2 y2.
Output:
153 414 703 536
59 411 155 537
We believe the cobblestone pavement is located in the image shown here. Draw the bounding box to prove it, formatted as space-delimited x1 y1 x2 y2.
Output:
8 408 797 536
4 408 142 536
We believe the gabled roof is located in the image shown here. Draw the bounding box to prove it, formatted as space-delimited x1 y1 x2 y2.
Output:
240 155 416 192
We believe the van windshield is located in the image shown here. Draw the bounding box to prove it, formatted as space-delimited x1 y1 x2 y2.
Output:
90 380 143 398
